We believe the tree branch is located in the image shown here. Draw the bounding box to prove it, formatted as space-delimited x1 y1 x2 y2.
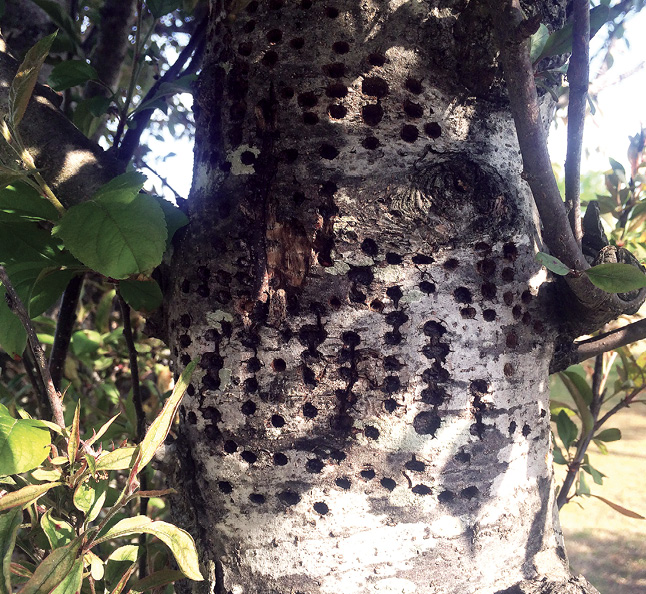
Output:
115 17 207 166
49 275 84 391
0 266 65 428
564 0 589 245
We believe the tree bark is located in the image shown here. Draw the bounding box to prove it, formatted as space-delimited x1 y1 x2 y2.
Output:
168 1 599 592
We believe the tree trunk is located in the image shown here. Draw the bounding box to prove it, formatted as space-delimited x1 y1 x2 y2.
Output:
168 1 599 592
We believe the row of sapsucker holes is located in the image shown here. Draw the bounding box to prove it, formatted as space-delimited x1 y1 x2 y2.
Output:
230 4 442 153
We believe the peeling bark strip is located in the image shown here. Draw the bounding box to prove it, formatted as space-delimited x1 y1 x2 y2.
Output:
169 1 595 593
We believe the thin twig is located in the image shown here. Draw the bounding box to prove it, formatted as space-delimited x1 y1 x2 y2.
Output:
116 17 207 165
572 318 646 363
49 275 84 391
116 290 145 442
564 0 589 245
22 347 51 419
0 266 65 428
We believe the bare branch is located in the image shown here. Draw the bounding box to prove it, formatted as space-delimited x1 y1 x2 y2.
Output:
0 266 65 428
564 0 589 245
115 17 207 166
49 275 84 391
574 318 646 362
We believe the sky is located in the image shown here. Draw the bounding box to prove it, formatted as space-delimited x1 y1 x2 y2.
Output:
143 8 646 202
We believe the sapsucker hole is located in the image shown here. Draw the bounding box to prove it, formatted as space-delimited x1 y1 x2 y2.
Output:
405 457 426 472
273 452 288 465
383 398 399 412
326 82 348 98
443 258 459 270
303 402 318 418
361 237 379 256
329 295 342 308
243 19 256 32
262 51 278 67
509 420 517 435
385 310 408 326
383 375 401 393
290 37 305 49
424 122 442 138
244 377 259 393
325 6 339 17
368 53 386 66
187 384 195 396
460 307 476 319
271 414 286 427
218 481 233 494
403 100 424 118
412 484 432 495
502 267 515 282
362 76 389 98
280 86 295 99
461 486 479 499
370 299 384 312
386 252 403 265
272 358 286 372
380 477 396 491
512 305 522 319
419 281 436 294
298 91 318 108
401 124 419 142
335 477 351 489
503 242 518 260
249 493 266 504
412 254 433 264
245 1 258 12
323 62 345 77
522 423 531 437
180 353 191 366
320 144 340 159
481 282 496 299
506 331 518 348
266 29 283 43
364 425 380 440
278 490 301 506
438 490 455 503
362 136 380 150
328 104 347 119
404 77 423 94
224 440 238 453
455 450 471 463
503 291 514 306
241 451 258 464
504 363 514 377
362 103 384 126
413 411 441 436
361 468 376 480
303 112 319 125
187 411 197 424
521 290 533 304
238 42 252 56
332 41 350 54
313 501 329 515
483 309 496 321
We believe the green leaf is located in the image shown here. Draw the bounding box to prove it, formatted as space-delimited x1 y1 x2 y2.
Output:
95 447 138 471
0 168 31 192
552 445 567 465
40 510 74 549
53 193 167 279
67 402 80 465
85 480 107 523
593 428 621 442
590 494 645 519
556 409 578 450
97 516 202 581
92 172 147 202
536 5 610 62
50 558 82 594
593 439 608 455
558 370 594 437
0 183 60 223
119 279 163 312
16 538 82 594
535 252 571 276
0 222 63 266
0 482 61 512
71 330 102 357
0 404 51 475
8 32 57 126
585 262 646 293
146 0 182 18
48 60 98 92
581 463 605 485
0 508 22 594
73 96 112 138
576 469 590 496
133 361 196 475
130 569 186 593
152 196 189 246
530 23 550 63
0 289 27 358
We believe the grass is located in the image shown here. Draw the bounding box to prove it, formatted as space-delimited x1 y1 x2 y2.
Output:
556 396 646 593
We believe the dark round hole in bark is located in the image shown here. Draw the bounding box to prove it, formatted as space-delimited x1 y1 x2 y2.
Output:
383 375 401 393
475 241 492 253
283 148 299 163
361 103 383 126
181 279 190 293
460 307 476 319
246 357 261 373
238 42 252 56
368 299 382 312
267 29 283 44
522 423 531 437
326 6 339 17
335 477 351 490
362 76 389 98
443 258 459 270
483 309 497 321
240 150 256 165
380 477 396 491
412 254 433 265
272 358 286 372
224 440 238 453
326 82 348 98
240 400 258 416
512 305 522 320
280 86 294 99
401 124 419 142
386 285 403 304
332 41 350 54
412 484 432 495
180 313 191 328
404 77 423 94
328 104 347 119
302 402 318 418
460 486 479 499
196 284 210 298
245 1 258 12
361 237 378 256
303 112 319 125
453 287 472 304
187 384 196 397
506 331 518 348
364 425 380 440
298 91 318 108
218 481 233 494
419 281 436 294
423 320 446 337
521 290 533 304
386 252 403 265
362 136 380 149
271 414 286 428
180 353 191 366
405 458 426 472
329 295 342 308
504 363 514 377
179 335 192 348
306 458 325 473
368 52 386 66
502 267 515 282
249 493 266 504
403 100 424 118
273 452 288 465
241 451 258 464
476 259 496 277
424 122 442 138
385 310 408 326
187 411 197 424
293 191 306 205
243 19 256 33
438 490 455 503
509 420 517 435
384 331 402 345
262 51 278 67
455 450 471 463
503 291 514 306
361 468 376 480
290 37 305 49
278 490 301 506
319 144 339 159
481 282 496 299
413 411 441 436
383 398 399 412
244 377 259 393
503 242 518 260
313 501 329 514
